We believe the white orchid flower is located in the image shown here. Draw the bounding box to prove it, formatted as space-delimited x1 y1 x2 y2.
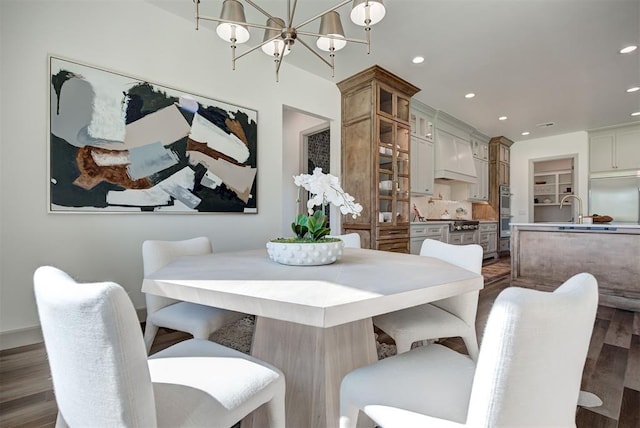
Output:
293 167 362 218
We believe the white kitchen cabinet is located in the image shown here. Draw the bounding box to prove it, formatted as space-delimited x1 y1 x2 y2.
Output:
467 158 488 201
410 110 434 142
479 222 498 259
471 137 489 161
410 136 435 195
410 223 447 254
589 125 640 173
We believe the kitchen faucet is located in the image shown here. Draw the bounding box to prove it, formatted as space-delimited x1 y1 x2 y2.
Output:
559 194 584 224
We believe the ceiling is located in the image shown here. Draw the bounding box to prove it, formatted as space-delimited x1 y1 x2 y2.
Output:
150 0 640 142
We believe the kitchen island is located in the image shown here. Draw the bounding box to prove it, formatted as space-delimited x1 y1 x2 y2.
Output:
511 223 640 311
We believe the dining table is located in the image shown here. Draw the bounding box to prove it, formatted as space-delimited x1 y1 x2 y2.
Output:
142 247 483 428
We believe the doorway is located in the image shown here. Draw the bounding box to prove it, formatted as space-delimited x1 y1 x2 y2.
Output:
531 156 576 222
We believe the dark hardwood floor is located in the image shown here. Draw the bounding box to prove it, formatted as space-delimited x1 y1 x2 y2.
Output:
1 276 639 427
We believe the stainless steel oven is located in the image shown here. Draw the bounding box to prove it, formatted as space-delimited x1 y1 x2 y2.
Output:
499 215 511 238
499 185 511 216
499 185 512 238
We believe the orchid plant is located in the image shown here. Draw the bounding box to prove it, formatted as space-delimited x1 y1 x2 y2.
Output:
289 168 363 242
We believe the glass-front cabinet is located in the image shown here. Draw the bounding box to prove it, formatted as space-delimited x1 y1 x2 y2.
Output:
378 84 411 124
378 118 410 226
338 65 420 252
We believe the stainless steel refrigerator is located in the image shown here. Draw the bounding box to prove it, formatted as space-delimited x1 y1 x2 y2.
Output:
589 173 640 223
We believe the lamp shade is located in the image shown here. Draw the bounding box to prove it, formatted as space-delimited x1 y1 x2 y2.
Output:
350 0 385 27
261 17 291 56
316 11 347 52
216 0 250 44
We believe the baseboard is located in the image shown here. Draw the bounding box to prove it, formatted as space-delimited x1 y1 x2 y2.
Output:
0 326 43 351
0 307 148 351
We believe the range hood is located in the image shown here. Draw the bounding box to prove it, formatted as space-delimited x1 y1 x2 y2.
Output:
434 129 478 184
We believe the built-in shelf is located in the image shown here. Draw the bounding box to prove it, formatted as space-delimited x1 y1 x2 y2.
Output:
533 159 575 223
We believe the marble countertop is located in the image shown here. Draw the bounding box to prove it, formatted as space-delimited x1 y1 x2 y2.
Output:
512 222 640 230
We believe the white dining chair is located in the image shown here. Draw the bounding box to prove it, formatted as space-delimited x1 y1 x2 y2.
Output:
330 233 361 248
373 239 483 359
340 272 598 428
34 266 285 428
142 237 246 353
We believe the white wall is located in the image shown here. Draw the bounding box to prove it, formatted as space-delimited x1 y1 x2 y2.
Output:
510 132 589 224
0 0 342 348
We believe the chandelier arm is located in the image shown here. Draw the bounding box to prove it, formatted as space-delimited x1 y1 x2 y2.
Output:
287 0 298 27
194 0 200 30
243 0 276 21
294 0 352 30
296 37 333 69
295 30 370 45
234 34 283 62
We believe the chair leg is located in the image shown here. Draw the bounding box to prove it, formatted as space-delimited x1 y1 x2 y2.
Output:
143 321 159 354
264 391 286 428
461 333 479 361
339 401 360 428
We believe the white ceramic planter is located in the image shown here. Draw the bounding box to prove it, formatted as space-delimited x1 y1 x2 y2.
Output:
266 240 345 266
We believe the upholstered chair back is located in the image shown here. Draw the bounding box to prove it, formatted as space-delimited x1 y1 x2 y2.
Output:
466 272 598 426
34 266 157 426
419 239 483 321
142 236 212 314
332 233 362 248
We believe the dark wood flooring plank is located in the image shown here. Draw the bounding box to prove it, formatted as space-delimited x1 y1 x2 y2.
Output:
604 310 635 349
618 387 640 428
582 317 610 387
624 334 640 391
598 306 616 322
0 394 57 428
576 407 618 428
584 344 629 421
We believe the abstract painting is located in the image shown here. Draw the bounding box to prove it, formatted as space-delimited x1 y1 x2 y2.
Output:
49 56 258 213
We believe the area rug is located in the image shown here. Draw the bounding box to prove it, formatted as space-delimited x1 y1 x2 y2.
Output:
482 257 511 285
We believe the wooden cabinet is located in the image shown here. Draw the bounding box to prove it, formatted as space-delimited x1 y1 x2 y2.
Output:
589 125 640 173
467 133 490 201
338 66 420 253
488 136 514 208
479 222 498 259
489 136 514 255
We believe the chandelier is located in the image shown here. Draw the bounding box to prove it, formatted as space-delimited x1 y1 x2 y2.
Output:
194 0 386 81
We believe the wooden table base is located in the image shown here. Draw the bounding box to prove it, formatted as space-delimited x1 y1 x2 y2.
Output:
244 317 378 428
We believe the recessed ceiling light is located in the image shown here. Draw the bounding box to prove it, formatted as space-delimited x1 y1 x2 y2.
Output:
412 56 425 64
620 45 638 54
465 93 475 99
627 86 640 93
521 131 530 136
498 116 508 121
632 111 640 117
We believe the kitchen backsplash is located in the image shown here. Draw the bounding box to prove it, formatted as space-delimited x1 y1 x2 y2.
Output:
412 195 473 220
